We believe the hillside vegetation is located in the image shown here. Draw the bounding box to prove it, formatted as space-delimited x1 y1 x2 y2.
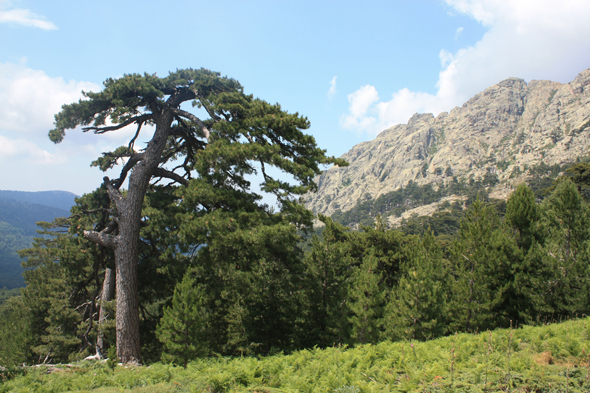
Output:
2 317 590 392
0 222 31 288
2 174 590 371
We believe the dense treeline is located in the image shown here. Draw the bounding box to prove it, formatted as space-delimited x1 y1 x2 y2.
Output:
331 172 500 227
1 173 590 367
306 179 589 345
331 159 584 229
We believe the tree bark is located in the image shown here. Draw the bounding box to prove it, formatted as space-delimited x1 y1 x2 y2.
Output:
114 212 142 364
96 267 115 358
109 113 173 364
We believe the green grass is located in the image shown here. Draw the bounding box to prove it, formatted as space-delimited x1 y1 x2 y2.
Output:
3 318 590 392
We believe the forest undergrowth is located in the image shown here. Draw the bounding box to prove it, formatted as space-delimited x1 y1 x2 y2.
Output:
2 317 590 393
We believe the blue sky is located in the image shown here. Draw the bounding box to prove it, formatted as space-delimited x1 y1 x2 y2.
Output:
1 0 590 196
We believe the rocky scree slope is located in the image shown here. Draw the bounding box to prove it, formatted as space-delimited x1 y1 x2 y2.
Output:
306 69 590 224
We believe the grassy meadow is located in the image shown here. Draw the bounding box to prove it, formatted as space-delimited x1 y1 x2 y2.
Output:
2 317 590 393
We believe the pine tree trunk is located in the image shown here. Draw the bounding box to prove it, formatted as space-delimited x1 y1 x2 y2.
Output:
115 215 142 364
112 164 150 364
112 114 172 364
96 267 115 357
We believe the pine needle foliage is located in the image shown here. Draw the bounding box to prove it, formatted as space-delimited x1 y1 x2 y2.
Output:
0 295 32 367
540 179 590 317
449 198 513 333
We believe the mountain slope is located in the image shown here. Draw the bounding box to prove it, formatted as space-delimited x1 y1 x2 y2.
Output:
0 197 70 237
306 69 590 224
0 221 31 289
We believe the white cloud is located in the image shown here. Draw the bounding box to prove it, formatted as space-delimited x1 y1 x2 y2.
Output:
341 0 590 135
0 61 157 176
0 62 155 194
340 85 379 131
439 49 454 68
0 3 57 30
0 61 100 135
0 134 65 164
0 61 106 168
454 26 464 40
327 76 337 99
446 0 497 26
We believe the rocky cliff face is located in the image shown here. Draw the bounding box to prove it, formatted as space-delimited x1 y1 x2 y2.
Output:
306 69 590 221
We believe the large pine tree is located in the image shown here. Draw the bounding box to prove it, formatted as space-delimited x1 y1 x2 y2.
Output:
49 69 344 363
503 183 548 324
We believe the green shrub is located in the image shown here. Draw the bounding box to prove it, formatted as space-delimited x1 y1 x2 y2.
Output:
3 318 590 392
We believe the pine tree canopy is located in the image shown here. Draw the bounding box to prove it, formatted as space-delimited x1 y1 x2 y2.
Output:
50 69 344 203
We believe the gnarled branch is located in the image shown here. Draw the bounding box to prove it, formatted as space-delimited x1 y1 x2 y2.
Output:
83 229 118 249
128 121 144 151
152 167 189 186
201 101 221 123
103 177 124 209
82 114 152 134
112 153 145 189
169 107 210 140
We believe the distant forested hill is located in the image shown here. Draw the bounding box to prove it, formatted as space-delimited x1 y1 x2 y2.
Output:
0 198 70 237
0 192 76 289
0 190 76 212
0 221 31 288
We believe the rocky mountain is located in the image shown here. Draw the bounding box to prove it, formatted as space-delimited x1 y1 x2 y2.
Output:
306 69 590 225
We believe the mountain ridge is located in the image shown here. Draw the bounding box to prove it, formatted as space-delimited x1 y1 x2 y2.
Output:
0 190 77 212
306 69 590 225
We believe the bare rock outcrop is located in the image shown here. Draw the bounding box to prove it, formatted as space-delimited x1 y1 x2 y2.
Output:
306 69 590 222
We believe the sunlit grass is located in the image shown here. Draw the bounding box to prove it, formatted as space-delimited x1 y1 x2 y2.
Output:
3 317 590 392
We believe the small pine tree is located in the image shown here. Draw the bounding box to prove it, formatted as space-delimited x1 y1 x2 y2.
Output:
156 270 209 367
448 199 510 333
505 183 542 251
348 250 384 344
302 215 355 347
540 179 590 316
384 230 450 341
